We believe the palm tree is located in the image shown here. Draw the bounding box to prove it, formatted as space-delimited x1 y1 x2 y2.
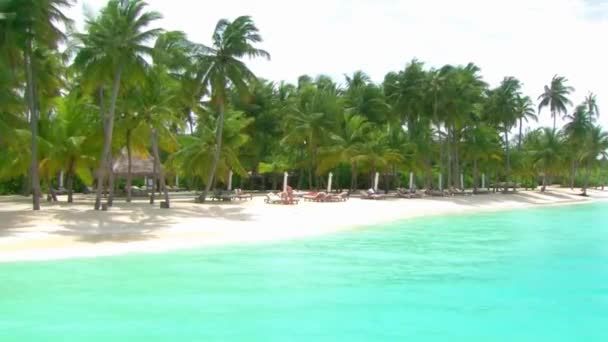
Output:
530 128 564 191
317 112 372 190
73 0 162 210
196 16 269 202
579 126 608 196
514 95 537 150
563 104 593 189
538 75 574 131
1 0 73 210
583 92 600 119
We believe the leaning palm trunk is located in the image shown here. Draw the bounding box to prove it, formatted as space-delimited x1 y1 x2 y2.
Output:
152 129 170 207
24 36 41 210
126 129 133 203
150 149 157 204
201 102 225 202
94 65 124 210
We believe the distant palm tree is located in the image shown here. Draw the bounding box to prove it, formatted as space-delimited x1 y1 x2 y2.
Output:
514 95 537 150
583 92 600 119
538 75 574 131
196 16 269 202
73 0 162 210
563 104 593 189
531 128 564 191
579 126 608 196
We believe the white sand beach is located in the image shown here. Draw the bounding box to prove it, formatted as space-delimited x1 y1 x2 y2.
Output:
1 187 606 263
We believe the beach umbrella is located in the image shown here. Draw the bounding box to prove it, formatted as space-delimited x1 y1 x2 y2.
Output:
373 172 380 192
227 170 233 190
439 173 443 191
327 172 333 193
482 173 486 189
409 172 414 191
460 173 464 190
283 172 288 192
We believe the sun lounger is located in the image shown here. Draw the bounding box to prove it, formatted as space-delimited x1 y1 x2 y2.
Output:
425 189 450 197
327 191 349 202
396 188 422 198
211 190 237 201
359 190 385 200
303 192 328 202
264 192 299 205
449 188 472 196
234 188 253 200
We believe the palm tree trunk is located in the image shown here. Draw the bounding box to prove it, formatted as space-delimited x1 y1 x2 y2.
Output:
541 172 547 192
570 160 576 190
152 129 170 207
107 155 115 207
473 159 479 193
150 148 157 205
95 65 124 210
582 158 590 196
126 129 133 202
201 101 225 202
552 111 556 132
518 118 523 150
24 36 41 210
66 168 74 203
446 126 452 189
504 129 511 192
350 162 358 191
272 174 277 190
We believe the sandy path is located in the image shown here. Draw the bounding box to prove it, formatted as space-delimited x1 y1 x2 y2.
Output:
0 187 606 262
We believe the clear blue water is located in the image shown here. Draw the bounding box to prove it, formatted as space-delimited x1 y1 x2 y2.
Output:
1 203 607 341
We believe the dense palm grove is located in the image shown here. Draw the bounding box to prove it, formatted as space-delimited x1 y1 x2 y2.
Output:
1 0 607 211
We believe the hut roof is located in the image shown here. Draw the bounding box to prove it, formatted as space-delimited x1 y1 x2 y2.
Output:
112 148 155 177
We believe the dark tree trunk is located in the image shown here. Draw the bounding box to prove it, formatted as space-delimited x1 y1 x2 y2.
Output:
518 117 523 150
350 162 358 191
582 159 590 196
95 65 123 210
24 36 41 210
107 154 115 206
201 101 225 202
150 147 157 205
504 129 511 192
126 129 133 202
541 172 547 192
272 174 277 190
473 159 479 193
66 168 74 203
152 129 170 207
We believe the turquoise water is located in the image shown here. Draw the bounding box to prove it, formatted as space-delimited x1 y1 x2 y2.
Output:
1 203 608 341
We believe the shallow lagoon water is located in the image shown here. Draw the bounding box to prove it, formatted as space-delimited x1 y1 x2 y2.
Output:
1 202 607 341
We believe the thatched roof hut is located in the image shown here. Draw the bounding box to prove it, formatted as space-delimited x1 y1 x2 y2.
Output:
112 148 155 178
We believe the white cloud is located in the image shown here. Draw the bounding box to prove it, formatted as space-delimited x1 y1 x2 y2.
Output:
67 0 607 129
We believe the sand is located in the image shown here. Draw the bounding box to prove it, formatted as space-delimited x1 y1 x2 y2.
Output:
0 187 606 262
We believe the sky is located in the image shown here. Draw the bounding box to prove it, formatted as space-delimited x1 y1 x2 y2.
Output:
67 0 608 130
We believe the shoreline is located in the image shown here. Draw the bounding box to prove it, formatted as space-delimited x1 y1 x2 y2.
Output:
1 187 606 263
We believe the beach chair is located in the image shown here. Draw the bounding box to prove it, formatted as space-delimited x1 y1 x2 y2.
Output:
425 189 450 197
327 191 349 202
234 188 253 200
303 192 328 202
449 188 472 196
359 190 385 200
396 188 422 199
211 190 237 202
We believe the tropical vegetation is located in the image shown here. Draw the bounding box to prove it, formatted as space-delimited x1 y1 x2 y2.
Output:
0 0 606 211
